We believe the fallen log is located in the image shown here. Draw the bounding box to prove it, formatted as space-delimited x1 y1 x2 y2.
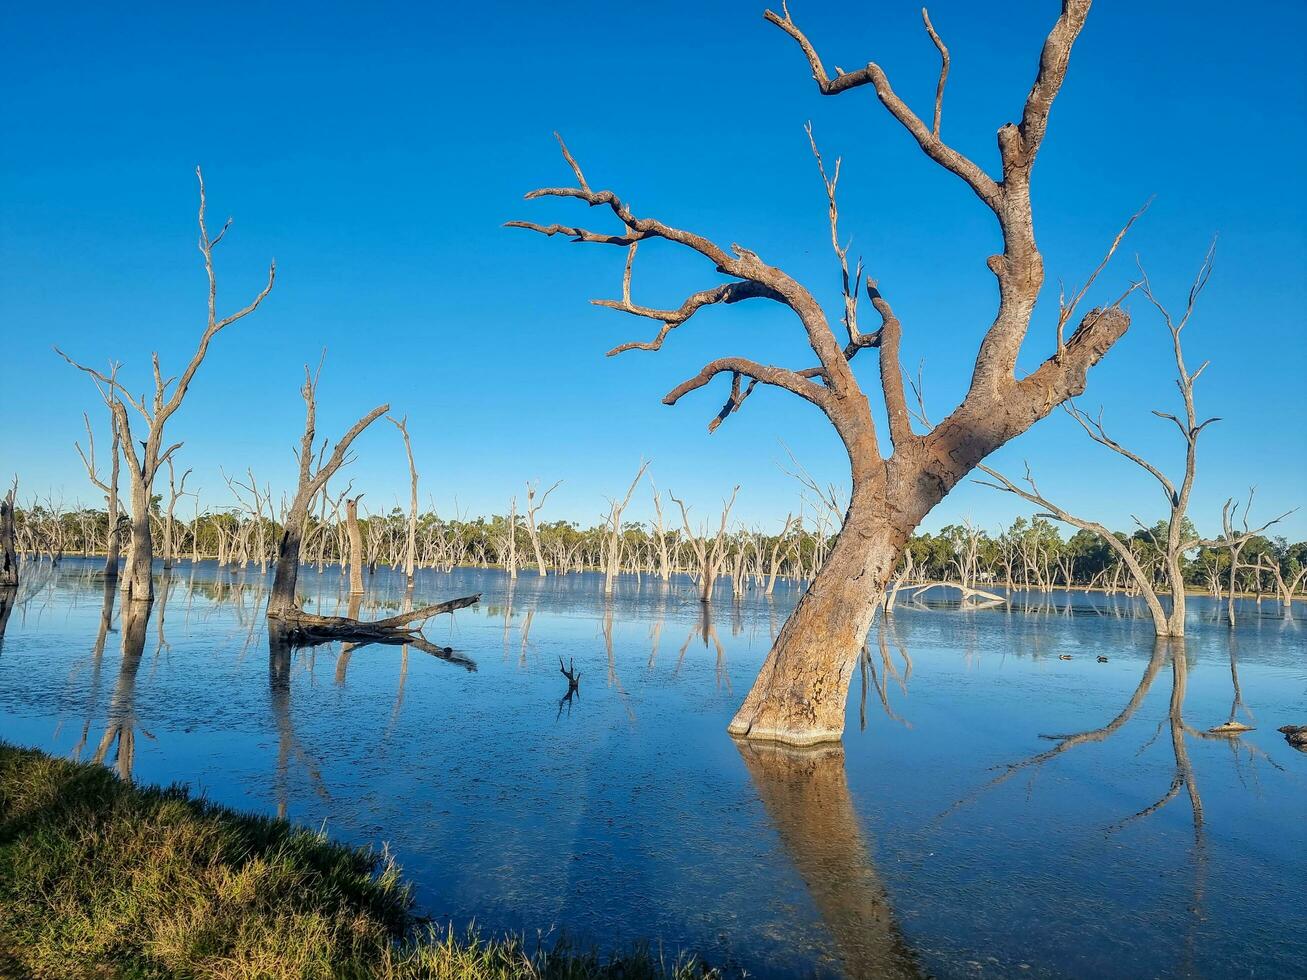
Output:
908 581 1008 604
267 593 481 651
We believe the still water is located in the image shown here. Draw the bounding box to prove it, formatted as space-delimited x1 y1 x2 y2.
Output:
1 559 1304 978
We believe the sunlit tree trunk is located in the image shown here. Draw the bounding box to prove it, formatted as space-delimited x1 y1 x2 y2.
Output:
514 2 1143 743
346 496 366 595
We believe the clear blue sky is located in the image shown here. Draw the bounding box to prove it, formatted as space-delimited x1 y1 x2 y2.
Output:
2 1 1304 539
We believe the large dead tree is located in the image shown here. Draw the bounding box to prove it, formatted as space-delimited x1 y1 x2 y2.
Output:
511 2 1134 744
265 363 479 642
980 246 1287 636
58 168 275 604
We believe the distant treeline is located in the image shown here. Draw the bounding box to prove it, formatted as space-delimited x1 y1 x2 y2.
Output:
10 502 1305 600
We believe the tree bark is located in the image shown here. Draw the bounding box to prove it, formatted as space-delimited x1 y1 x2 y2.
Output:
267 510 306 618
346 496 365 595
121 480 153 604
729 473 904 745
0 486 17 589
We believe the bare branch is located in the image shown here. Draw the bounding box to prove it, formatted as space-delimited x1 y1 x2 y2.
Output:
1065 401 1177 503
1057 200 1150 354
599 281 783 355
553 131 590 193
503 220 639 247
512 136 858 392
921 8 950 137
664 357 832 414
708 372 760 434
764 5 1000 208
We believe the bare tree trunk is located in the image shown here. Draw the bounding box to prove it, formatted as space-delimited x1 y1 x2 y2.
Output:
346 496 365 595
728 477 903 745
389 415 419 588
75 396 123 579
122 478 153 602
162 457 191 570
524 479 560 578
191 497 202 565
505 496 518 580
0 481 17 588
267 362 389 622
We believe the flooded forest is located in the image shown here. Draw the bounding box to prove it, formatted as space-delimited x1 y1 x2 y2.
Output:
1 0 1304 977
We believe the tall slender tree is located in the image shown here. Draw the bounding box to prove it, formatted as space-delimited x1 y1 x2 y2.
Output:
59 169 274 604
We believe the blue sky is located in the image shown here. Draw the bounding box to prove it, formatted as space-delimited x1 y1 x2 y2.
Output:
2 1 1304 539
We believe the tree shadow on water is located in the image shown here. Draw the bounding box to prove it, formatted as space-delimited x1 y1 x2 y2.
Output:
734 738 922 979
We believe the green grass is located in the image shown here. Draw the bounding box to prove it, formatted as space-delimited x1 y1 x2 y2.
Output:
0 742 714 979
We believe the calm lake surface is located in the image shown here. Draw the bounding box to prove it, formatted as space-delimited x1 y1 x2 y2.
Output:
2 559 1304 978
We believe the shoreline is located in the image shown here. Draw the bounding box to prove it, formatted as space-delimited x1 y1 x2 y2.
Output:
0 741 712 979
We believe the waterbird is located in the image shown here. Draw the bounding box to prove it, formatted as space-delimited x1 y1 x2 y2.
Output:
1058 654 1072 661
1096 655 1109 663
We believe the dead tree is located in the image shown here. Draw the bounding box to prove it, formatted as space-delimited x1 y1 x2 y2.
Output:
511 2 1135 744
266 364 386 622
524 479 561 577
346 495 365 594
73 371 124 579
1219 490 1271 629
671 487 740 604
980 246 1287 636
602 461 648 595
226 468 273 572
388 414 420 588
161 457 192 569
265 363 480 641
649 481 675 582
501 496 519 580
765 513 799 596
1256 553 1306 619
58 168 275 604
0 479 17 588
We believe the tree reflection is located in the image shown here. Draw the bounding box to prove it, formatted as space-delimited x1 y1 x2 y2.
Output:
91 600 149 781
735 739 920 979
937 634 1287 975
268 629 330 819
72 578 118 759
266 615 474 816
0 586 15 647
675 604 729 691
859 618 913 731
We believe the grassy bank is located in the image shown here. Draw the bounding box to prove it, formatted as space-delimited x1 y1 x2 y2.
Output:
0 742 712 979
